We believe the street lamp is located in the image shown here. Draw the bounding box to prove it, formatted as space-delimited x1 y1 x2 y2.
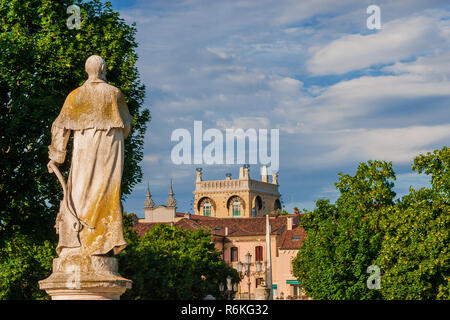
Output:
255 260 262 273
235 252 264 300
219 276 237 300
245 252 251 265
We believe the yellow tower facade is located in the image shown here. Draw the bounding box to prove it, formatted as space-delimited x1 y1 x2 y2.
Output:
193 165 281 218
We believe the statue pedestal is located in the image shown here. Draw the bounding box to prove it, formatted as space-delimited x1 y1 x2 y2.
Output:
39 254 132 300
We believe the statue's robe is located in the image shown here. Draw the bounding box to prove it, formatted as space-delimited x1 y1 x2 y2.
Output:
49 80 132 256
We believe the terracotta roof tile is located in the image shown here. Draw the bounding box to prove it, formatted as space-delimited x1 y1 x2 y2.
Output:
278 227 306 249
133 214 304 243
132 222 170 237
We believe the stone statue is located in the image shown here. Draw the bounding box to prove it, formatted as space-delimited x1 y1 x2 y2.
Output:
39 55 132 300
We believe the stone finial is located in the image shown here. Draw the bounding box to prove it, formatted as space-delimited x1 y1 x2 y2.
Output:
243 164 250 180
144 183 154 209
166 180 177 207
272 172 278 185
196 167 203 182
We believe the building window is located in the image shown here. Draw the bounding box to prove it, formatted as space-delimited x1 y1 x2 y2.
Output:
256 278 264 288
252 207 257 217
255 246 263 262
230 247 238 262
274 198 282 211
232 200 241 217
292 285 301 297
203 201 211 216
254 196 263 215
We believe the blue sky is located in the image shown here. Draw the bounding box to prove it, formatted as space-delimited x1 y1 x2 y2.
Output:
103 0 450 217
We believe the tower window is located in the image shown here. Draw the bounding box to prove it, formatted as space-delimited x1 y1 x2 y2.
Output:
274 199 281 211
203 201 211 216
232 200 241 217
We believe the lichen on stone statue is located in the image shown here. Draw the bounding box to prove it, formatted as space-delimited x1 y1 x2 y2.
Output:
40 55 133 300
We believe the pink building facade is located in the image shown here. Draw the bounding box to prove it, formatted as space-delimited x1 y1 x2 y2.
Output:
134 213 307 299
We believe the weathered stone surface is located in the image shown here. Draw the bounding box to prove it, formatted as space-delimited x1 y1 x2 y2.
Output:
39 255 131 300
40 55 132 300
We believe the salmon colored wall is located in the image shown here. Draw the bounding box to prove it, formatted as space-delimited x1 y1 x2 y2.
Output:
275 249 299 298
212 235 299 299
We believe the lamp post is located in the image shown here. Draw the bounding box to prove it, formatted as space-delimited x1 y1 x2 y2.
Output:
219 276 238 300
236 252 263 300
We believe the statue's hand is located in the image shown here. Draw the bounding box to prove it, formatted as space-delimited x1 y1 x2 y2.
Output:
47 160 59 173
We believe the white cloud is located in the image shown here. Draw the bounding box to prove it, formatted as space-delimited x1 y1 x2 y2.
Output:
307 14 448 75
269 77 303 94
308 125 450 165
143 154 160 165
274 71 450 132
206 47 232 60
385 52 450 80
117 1 450 215
216 117 271 130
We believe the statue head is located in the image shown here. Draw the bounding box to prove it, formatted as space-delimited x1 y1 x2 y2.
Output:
85 55 106 81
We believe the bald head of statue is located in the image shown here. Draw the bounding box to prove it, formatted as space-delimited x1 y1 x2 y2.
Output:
85 55 106 82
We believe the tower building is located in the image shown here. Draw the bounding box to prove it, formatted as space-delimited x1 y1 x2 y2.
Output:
193 165 281 218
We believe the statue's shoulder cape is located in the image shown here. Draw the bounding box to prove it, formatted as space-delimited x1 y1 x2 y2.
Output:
52 81 132 130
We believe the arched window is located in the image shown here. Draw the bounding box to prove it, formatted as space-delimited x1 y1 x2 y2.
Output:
203 201 211 216
274 199 281 211
230 247 238 262
197 197 215 216
232 200 241 217
255 246 263 262
227 196 245 217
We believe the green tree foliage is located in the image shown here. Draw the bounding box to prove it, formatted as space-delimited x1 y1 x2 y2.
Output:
293 148 449 300
0 233 55 300
0 0 150 299
293 161 394 299
118 214 240 300
376 147 449 299
0 0 149 240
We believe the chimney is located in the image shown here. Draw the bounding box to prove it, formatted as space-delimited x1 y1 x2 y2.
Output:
184 211 191 219
225 226 229 236
287 216 293 230
261 165 268 183
131 214 139 226
239 167 244 179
